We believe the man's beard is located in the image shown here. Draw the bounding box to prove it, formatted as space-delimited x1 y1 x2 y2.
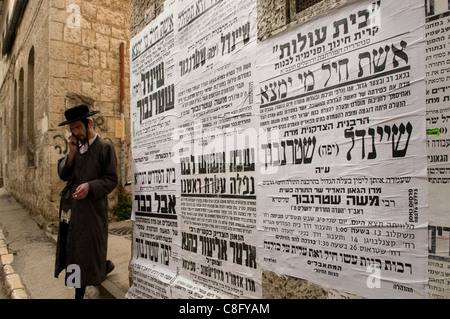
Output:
78 134 89 144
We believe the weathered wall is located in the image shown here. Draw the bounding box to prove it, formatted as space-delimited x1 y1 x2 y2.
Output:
47 0 132 222
0 0 51 222
0 0 131 226
130 0 165 38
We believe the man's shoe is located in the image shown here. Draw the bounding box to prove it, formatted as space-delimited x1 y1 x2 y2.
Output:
106 260 115 275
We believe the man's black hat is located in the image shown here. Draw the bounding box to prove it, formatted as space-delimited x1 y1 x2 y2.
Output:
58 104 100 126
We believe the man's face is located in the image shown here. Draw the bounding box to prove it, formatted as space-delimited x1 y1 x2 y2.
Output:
69 120 88 143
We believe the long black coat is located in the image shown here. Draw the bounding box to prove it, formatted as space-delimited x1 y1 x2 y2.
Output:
55 136 118 287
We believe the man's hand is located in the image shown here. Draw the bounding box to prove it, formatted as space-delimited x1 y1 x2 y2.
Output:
73 183 90 200
67 135 79 164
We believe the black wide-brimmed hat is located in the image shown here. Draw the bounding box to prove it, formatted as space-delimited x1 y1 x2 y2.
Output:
58 104 100 126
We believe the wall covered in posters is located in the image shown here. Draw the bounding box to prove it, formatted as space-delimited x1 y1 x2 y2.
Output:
127 0 261 299
127 0 437 299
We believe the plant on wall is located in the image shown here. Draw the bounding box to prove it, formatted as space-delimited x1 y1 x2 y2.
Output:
110 186 132 221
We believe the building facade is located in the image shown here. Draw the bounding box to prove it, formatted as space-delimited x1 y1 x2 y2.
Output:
0 0 131 226
1 0 448 300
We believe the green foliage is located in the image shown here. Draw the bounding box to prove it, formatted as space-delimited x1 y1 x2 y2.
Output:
110 189 132 221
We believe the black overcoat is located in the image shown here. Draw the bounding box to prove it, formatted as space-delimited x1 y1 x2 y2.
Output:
54 136 118 287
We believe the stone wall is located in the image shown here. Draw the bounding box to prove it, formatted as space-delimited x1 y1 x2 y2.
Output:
47 0 132 221
0 0 51 221
0 0 131 225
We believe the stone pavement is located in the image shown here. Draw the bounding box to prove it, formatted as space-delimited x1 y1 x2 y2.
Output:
0 187 132 299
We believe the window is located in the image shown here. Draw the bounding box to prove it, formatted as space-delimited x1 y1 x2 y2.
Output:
27 47 35 167
18 68 24 148
295 0 324 13
12 81 17 151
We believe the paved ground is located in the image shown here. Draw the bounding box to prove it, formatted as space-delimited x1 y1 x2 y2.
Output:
0 187 131 299
0 189 74 299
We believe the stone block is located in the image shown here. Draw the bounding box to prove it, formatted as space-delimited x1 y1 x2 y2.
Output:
0 246 8 256
10 289 29 299
110 38 125 54
101 85 119 103
65 92 94 107
67 63 93 82
88 48 100 68
82 82 101 100
75 47 90 66
2 264 15 276
82 29 96 47
93 69 112 85
5 273 24 292
106 51 120 72
93 22 112 36
49 78 82 97
48 95 66 116
49 60 69 78
97 8 125 26
49 21 64 41
96 33 111 51
50 41 75 62
0 254 14 266
100 52 108 69
81 2 97 21
50 7 69 24
112 26 128 39
96 102 115 117
51 0 65 10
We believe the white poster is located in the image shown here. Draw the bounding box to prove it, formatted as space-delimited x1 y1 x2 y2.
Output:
425 0 450 299
174 0 261 298
127 0 261 299
127 1 179 299
256 0 429 298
